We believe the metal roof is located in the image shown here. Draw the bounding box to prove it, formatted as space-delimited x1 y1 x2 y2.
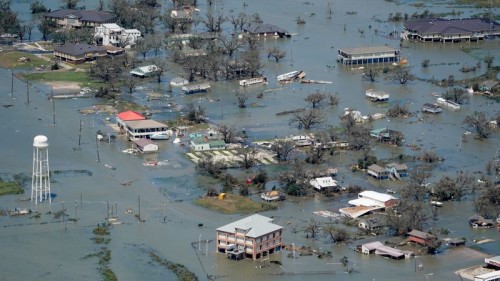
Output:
408 229 435 239
125 119 167 130
54 43 106 56
244 23 289 35
133 138 156 147
339 45 398 55
216 214 282 238
367 164 386 173
46 9 116 22
404 18 499 35
359 190 396 202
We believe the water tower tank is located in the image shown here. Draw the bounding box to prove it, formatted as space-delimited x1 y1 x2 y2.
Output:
32 135 51 204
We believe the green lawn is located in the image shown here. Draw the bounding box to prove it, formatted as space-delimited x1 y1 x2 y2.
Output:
0 51 48 69
0 181 24 196
23 71 90 83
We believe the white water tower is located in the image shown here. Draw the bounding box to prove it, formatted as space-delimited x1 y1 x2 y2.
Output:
31 135 51 204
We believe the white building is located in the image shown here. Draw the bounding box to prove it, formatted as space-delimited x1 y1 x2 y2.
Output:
309 177 338 191
348 191 398 208
134 138 159 153
95 23 141 48
216 214 283 260
475 271 500 281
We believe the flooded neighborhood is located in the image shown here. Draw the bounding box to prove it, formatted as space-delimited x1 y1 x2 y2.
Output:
0 0 499 280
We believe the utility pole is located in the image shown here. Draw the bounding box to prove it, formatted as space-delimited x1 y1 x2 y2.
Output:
11 68 14 93
95 135 100 163
138 195 141 222
26 76 30 104
52 97 56 126
74 200 78 222
78 120 82 148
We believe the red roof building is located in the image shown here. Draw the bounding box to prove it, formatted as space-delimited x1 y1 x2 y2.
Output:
116 111 145 131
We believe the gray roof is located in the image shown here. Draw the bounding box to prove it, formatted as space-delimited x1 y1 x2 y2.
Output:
408 229 435 239
244 23 289 35
216 214 282 238
339 45 398 55
386 162 408 170
46 9 116 23
134 138 155 147
125 119 167 130
367 164 386 173
54 43 106 56
404 18 499 35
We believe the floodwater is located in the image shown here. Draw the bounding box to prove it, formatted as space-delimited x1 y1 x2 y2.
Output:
1 0 499 280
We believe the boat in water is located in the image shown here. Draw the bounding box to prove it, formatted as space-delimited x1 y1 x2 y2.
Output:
436 98 460 110
150 132 171 140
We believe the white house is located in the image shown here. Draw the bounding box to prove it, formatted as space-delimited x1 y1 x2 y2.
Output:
130 65 159 77
95 23 141 48
309 177 338 191
348 191 398 208
134 138 158 153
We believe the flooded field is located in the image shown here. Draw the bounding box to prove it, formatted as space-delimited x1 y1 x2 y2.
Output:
1 0 499 280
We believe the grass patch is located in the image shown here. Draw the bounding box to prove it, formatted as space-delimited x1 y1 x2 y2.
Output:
0 51 47 68
150 252 198 281
455 0 500 8
0 181 24 196
22 71 89 83
195 193 276 214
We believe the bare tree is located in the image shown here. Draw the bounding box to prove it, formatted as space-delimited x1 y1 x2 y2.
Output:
135 38 151 59
149 34 164 57
221 35 242 58
323 225 349 243
475 182 500 219
25 22 35 42
327 93 339 106
162 10 179 33
290 109 325 130
305 145 324 164
217 123 238 143
97 0 105 11
387 103 410 117
236 91 248 108
61 0 80 9
237 146 256 169
345 125 371 151
464 111 493 139
202 11 226 32
242 49 264 78
237 12 248 31
363 68 378 82
442 88 469 104
123 76 139 93
392 65 414 84
386 195 432 235
305 90 327 108
185 102 206 123
304 219 320 238
272 139 295 162
484 55 494 68
152 57 168 83
250 13 263 24
267 47 286 62
88 57 124 91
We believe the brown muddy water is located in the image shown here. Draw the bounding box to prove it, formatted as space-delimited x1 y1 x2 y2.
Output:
1 0 499 280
